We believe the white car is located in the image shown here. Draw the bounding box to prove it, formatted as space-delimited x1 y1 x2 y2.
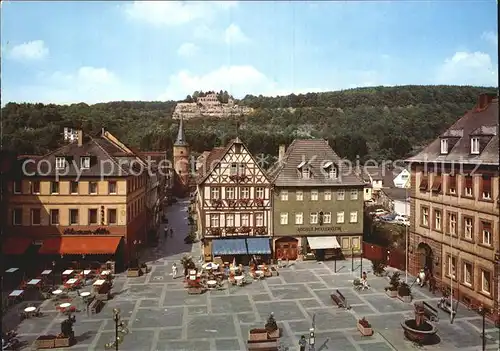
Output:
370 209 387 216
395 217 410 226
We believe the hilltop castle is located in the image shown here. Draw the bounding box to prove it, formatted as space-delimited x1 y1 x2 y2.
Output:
173 92 253 120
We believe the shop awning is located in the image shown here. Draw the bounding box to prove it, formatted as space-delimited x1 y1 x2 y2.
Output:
2 237 33 255
38 237 122 255
246 238 271 254
307 236 341 249
212 239 247 255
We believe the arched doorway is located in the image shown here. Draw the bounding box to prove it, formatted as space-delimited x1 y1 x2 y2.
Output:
275 237 299 260
416 242 433 273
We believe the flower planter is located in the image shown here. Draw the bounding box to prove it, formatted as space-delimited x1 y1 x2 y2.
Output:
35 336 56 349
386 289 398 298
249 328 269 342
127 268 142 277
398 294 412 303
54 337 71 348
357 322 373 336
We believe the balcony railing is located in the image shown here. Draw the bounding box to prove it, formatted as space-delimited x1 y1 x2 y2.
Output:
205 226 268 237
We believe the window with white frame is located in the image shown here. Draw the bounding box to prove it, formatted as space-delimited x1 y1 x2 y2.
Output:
350 211 358 223
464 217 473 239
434 210 441 231
226 187 235 199
211 187 220 199
225 214 234 227
481 270 491 294
324 190 331 200
327 166 337 179
241 187 250 198
463 262 472 286
210 214 219 227
440 138 448 154
448 213 456 235
238 164 246 175
255 187 264 199
301 167 310 179
470 137 480 154
280 212 288 225
241 214 250 226
337 189 345 200
482 222 492 245
350 189 358 200
421 207 429 226
336 212 345 224
230 163 237 175
255 213 264 226
447 256 456 279
310 212 318 224
55 157 67 170
295 190 303 201
12 208 22 225
324 212 332 224
280 190 288 201
81 156 91 169
295 212 303 225
311 190 318 201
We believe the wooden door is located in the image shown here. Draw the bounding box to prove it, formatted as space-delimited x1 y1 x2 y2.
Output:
276 241 298 260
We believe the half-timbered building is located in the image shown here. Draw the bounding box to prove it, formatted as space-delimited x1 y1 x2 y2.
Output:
195 138 272 263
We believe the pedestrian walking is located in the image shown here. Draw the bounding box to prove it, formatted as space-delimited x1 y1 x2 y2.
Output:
169 228 173 238
298 335 307 351
172 263 177 279
164 227 168 239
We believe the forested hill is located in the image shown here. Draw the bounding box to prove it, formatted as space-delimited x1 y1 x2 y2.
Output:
2 85 497 162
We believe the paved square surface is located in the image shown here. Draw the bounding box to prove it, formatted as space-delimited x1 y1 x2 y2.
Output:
4 199 499 350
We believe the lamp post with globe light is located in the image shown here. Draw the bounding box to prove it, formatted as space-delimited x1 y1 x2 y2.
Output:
104 309 128 350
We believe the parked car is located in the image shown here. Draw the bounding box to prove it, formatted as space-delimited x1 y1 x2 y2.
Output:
381 213 397 221
396 218 410 226
395 215 409 222
369 209 387 216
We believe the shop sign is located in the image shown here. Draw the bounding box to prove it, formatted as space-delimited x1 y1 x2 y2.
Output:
297 226 342 233
63 227 110 235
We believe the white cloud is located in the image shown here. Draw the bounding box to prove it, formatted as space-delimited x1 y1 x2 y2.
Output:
124 1 237 27
224 24 249 44
7 40 49 61
158 65 278 100
481 31 498 46
5 66 145 104
177 42 199 57
436 51 498 86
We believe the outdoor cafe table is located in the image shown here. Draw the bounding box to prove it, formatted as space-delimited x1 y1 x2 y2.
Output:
100 270 111 276
65 278 79 288
207 280 217 287
234 276 244 285
83 270 92 276
24 306 37 317
6 268 19 273
62 270 74 278
27 279 42 287
255 270 264 277
41 270 52 275
80 292 91 298
52 289 63 296
59 303 72 313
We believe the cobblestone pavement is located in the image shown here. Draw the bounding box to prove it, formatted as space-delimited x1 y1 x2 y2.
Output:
5 198 500 350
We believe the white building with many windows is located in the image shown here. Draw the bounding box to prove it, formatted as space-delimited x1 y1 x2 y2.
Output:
195 138 272 263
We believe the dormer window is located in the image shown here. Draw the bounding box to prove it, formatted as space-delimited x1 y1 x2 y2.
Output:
81 156 91 169
301 167 310 179
440 139 448 154
471 137 480 154
55 157 67 170
322 161 337 179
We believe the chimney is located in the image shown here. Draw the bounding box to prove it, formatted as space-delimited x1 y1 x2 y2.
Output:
477 93 495 110
278 145 286 162
77 130 83 147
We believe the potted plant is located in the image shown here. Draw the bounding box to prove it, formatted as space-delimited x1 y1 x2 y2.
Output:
385 272 400 298
180 255 196 278
35 335 57 349
371 259 386 276
254 198 264 206
265 313 280 339
357 317 373 336
397 282 412 303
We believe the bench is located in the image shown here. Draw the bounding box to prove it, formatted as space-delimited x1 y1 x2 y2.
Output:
336 289 350 309
330 293 345 308
422 301 439 322
438 298 458 315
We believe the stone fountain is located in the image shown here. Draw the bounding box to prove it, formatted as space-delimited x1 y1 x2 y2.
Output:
401 302 438 345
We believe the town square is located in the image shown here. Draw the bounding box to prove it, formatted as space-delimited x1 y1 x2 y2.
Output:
2 199 499 351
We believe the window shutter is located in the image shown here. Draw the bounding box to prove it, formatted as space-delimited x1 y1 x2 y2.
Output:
482 175 491 193
465 175 473 188
448 175 456 189
431 175 442 192
419 176 429 191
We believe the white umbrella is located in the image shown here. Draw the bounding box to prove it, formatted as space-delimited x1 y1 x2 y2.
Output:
202 262 219 270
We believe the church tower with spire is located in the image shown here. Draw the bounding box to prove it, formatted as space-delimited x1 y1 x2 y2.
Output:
173 116 190 195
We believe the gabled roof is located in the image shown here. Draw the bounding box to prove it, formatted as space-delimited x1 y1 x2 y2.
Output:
382 187 409 202
407 96 498 165
23 132 145 177
197 137 270 185
268 139 365 187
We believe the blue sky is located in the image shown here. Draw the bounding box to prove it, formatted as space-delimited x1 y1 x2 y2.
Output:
1 1 498 104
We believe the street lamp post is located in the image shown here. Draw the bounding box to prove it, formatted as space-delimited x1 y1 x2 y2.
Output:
105 308 128 350
308 327 315 351
114 309 119 351
360 249 363 279
351 247 354 272
478 306 487 351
